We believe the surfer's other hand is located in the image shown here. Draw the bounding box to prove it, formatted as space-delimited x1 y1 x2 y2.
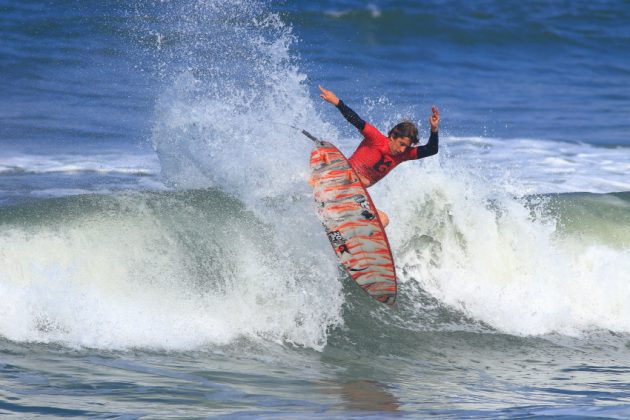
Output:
319 85 340 106
429 106 440 132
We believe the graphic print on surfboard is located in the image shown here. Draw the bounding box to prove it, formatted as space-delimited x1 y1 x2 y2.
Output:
310 141 397 305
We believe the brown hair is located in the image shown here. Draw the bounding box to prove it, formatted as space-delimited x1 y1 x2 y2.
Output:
388 121 418 144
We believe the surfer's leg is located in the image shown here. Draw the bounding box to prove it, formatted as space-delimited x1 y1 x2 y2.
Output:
377 209 389 227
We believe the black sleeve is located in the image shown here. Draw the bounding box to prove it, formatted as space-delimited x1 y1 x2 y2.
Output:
416 131 439 159
336 100 366 132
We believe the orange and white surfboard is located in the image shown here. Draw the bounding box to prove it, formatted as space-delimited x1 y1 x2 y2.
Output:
309 140 397 305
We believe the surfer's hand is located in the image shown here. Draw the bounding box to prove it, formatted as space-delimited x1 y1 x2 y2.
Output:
319 86 340 106
429 106 440 132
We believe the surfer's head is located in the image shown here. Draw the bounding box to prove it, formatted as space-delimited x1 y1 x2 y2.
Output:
388 121 418 156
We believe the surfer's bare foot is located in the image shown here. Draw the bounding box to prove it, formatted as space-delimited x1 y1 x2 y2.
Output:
377 209 389 228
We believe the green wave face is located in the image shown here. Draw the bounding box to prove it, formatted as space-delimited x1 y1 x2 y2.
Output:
542 192 630 249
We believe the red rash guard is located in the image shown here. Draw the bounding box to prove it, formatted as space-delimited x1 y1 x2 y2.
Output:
335 99 439 186
348 123 418 186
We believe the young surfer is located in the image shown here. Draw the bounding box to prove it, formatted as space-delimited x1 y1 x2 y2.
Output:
318 85 440 227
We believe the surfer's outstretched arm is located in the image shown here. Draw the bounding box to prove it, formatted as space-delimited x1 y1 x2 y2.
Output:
415 106 440 158
319 85 366 131
336 100 366 131
415 130 439 158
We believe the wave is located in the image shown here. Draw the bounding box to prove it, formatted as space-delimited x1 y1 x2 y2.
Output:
445 136 630 194
0 187 627 351
386 158 630 337
0 190 344 351
0 150 159 176
0 167 155 176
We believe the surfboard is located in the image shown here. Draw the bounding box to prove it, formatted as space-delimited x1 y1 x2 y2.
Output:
309 140 397 305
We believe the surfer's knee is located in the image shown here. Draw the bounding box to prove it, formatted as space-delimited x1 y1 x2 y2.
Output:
377 210 389 228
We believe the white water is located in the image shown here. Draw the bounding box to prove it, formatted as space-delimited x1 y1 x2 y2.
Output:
0 0 346 352
0 193 343 350
445 136 630 194
380 153 630 336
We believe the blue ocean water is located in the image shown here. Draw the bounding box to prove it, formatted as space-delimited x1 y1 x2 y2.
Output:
1 0 630 417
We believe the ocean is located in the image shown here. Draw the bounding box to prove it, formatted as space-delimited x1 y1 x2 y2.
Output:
1 0 629 417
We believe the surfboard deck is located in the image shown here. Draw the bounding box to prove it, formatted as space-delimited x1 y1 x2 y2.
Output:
310 141 397 305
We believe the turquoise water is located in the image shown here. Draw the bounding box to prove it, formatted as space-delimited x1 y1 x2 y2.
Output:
1 0 630 417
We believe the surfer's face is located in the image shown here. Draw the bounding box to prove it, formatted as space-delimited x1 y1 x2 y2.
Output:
389 136 412 156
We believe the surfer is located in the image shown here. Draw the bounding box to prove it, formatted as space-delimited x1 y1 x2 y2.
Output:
318 85 440 227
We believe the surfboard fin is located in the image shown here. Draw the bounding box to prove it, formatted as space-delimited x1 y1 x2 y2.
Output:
301 129 324 146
